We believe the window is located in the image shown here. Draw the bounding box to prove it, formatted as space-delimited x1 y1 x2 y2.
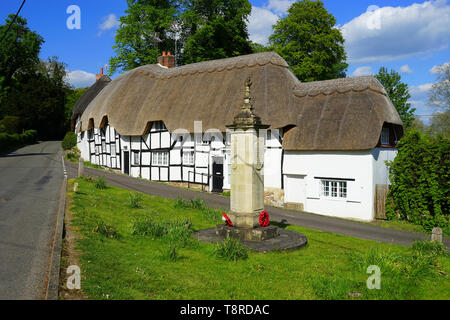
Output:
152 152 169 165
321 180 347 199
102 141 106 153
153 121 166 131
183 151 195 165
111 144 116 157
133 151 140 165
381 127 390 145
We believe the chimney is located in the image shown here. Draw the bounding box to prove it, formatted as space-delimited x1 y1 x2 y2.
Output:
158 51 175 68
96 68 104 81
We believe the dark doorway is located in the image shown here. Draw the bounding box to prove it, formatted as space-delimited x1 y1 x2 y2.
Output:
212 160 223 193
123 151 130 175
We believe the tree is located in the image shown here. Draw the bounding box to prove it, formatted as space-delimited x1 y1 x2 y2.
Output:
428 63 449 111
0 15 44 114
65 87 89 131
268 0 348 82
386 130 449 232
5 57 71 139
375 67 416 128
109 0 178 74
180 0 253 64
428 109 450 139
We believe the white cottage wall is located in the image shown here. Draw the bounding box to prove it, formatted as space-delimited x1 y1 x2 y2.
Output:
283 151 375 221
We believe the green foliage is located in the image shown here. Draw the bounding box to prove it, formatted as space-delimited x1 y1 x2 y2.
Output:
94 176 107 190
92 220 121 239
159 244 179 262
0 15 71 139
180 0 253 64
213 237 249 262
174 197 205 210
109 0 253 73
128 192 143 209
386 130 449 232
0 116 22 134
269 0 348 82
412 240 448 257
65 149 80 162
65 87 88 130
108 0 178 74
0 15 43 94
0 130 37 154
376 67 416 128
62 131 77 150
132 217 192 240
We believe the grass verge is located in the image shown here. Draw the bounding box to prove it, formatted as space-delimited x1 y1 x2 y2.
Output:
61 178 450 300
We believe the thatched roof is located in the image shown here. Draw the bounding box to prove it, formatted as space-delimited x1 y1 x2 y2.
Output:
77 52 403 151
71 75 111 130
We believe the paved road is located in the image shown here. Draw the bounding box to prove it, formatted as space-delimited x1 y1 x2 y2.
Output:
66 161 449 248
0 141 64 299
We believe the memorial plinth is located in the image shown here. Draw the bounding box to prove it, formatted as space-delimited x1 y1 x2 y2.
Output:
195 77 307 251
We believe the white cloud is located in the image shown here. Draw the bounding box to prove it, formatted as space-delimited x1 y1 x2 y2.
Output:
352 66 373 76
65 70 96 88
410 83 434 95
98 14 119 36
430 62 450 74
400 65 413 74
248 6 279 45
342 1 450 63
266 0 295 14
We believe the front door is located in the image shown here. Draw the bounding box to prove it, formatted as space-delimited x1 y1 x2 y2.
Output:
123 151 130 175
212 161 223 193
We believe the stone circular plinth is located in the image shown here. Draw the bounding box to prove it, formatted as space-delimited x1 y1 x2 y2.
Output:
195 227 308 253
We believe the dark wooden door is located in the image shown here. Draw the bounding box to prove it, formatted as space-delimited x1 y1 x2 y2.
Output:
212 161 223 193
123 151 130 175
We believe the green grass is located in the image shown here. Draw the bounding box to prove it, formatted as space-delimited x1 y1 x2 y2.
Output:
66 178 450 300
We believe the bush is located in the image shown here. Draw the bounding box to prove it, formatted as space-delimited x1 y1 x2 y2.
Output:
62 131 77 150
0 116 22 134
128 193 143 209
0 130 37 154
386 130 449 232
213 237 249 262
94 176 107 189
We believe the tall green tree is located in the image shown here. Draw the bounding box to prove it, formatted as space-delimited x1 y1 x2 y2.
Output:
268 0 348 82
5 57 71 139
109 0 178 74
0 15 44 114
180 0 253 64
375 67 416 128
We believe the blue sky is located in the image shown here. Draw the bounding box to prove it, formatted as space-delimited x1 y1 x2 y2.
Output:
1 0 449 119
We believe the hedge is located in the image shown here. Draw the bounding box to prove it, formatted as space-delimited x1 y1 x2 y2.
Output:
61 131 77 150
386 130 449 232
0 130 38 154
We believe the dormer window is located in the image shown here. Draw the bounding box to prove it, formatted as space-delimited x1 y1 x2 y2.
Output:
381 127 390 145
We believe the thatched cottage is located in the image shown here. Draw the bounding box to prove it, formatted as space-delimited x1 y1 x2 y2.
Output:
71 52 403 221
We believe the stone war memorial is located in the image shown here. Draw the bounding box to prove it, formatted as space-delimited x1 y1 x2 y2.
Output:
196 78 307 253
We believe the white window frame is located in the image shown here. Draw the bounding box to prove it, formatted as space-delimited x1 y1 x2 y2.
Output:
152 151 169 166
381 127 390 145
133 151 140 165
321 180 347 199
183 151 195 165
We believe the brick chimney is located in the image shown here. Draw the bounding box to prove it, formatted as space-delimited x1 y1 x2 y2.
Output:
96 68 104 81
158 51 175 68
